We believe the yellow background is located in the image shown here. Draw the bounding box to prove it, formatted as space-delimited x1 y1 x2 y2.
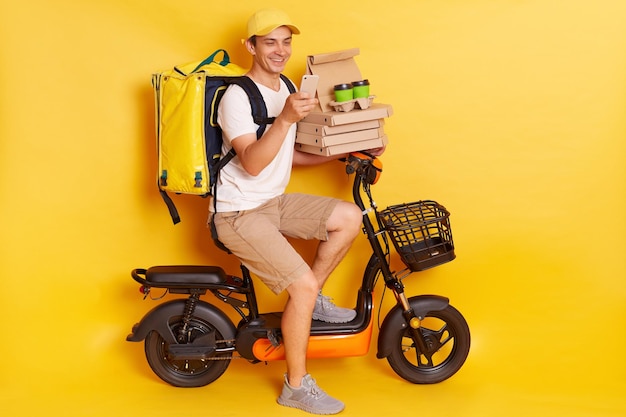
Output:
1 1 625 416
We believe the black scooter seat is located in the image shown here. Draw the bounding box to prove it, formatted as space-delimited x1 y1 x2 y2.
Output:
145 265 227 285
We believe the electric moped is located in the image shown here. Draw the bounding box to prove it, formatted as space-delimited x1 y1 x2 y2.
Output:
127 152 470 387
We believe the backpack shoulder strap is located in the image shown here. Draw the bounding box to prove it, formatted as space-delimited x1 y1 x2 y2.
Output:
229 74 296 135
230 76 268 138
281 73 297 94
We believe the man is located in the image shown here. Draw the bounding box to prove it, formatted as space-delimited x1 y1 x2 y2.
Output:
212 8 383 414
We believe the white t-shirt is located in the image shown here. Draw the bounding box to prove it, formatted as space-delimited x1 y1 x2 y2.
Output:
214 78 296 212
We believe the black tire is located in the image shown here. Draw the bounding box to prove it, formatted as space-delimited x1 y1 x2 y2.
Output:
387 303 470 384
145 316 231 387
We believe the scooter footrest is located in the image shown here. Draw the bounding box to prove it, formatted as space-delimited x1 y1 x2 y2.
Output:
146 265 227 286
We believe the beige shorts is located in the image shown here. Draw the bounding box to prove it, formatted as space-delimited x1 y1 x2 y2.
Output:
211 193 340 294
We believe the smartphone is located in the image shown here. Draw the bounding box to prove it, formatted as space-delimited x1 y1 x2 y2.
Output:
300 74 319 97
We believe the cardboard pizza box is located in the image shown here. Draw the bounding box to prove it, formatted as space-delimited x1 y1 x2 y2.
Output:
301 103 393 126
295 127 385 147
297 119 384 136
296 135 388 156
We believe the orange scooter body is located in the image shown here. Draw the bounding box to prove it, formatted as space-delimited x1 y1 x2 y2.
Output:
252 317 374 361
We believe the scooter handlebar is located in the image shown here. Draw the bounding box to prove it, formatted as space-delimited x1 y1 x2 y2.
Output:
345 152 383 185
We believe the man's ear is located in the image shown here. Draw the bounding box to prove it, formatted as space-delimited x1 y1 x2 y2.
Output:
245 39 255 55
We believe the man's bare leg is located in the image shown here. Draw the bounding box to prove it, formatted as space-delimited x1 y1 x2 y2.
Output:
311 201 362 286
281 201 362 386
282 271 318 387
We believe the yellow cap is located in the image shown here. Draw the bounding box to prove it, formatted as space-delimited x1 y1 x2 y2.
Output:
247 8 300 39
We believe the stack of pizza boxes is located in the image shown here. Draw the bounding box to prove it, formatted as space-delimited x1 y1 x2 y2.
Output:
296 48 393 156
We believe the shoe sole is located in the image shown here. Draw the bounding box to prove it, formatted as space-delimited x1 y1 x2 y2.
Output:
311 313 356 323
277 397 345 415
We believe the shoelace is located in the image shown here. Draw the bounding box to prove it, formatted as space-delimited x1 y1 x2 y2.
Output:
318 294 337 311
304 379 323 399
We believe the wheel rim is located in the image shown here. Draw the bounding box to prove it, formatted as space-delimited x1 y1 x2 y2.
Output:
152 317 228 378
401 314 458 372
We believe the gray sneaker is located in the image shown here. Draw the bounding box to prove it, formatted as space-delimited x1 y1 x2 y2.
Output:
312 293 356 323
277 374 345 415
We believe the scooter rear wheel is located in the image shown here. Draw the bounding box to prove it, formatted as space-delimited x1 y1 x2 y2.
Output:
145 316 231 387
387 303 470 384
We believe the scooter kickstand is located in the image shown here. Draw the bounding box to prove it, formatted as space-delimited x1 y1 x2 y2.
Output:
267 330 281 347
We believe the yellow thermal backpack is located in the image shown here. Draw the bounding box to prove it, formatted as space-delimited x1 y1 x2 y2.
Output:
152 49 295 224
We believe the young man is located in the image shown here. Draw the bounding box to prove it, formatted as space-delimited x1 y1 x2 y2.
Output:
212 8 383 414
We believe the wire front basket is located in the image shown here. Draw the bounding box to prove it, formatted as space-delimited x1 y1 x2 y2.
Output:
378 200 455 271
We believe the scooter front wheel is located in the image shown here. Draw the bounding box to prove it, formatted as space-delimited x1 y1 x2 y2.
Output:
145 316 231 387
387 303 470 384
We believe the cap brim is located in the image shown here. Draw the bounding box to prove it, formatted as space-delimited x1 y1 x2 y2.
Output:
255 24 300 37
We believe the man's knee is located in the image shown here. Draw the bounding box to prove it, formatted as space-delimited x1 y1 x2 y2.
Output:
328 202 362 235
286 270 320 300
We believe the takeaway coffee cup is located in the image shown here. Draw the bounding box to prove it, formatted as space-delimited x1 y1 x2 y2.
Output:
352 79 370 98
334 83 353 102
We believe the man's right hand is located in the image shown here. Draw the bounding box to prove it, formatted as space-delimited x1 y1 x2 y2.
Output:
280 92 318 124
